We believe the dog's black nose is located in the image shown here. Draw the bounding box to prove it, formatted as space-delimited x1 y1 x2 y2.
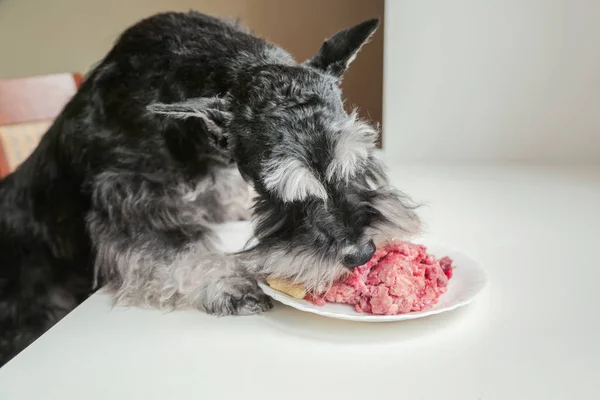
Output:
343 240 376 268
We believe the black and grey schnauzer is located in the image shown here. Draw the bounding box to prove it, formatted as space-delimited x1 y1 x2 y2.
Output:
0 11 421 366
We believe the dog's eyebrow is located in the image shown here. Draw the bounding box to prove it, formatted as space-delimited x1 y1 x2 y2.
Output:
262 156 327 202
326 111 378 181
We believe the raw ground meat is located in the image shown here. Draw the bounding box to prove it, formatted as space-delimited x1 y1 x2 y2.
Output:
307 241 454 315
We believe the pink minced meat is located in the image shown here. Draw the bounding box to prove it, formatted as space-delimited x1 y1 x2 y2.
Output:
307 241 454 315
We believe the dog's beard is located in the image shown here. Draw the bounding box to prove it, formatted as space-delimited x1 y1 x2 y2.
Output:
239 190 421 294
367 187 423 248
236 153 422 294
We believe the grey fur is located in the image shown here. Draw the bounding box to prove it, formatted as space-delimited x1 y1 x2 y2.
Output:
1 13 422 346
96 14 421 316
326 110 379 182
262 156 328 202
116 14 421 314
87 164 268 315
1 12 422 366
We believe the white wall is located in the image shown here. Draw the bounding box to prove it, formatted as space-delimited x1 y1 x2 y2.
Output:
383 0 600 164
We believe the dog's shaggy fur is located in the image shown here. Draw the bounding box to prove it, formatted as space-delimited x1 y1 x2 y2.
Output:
0 11 421 366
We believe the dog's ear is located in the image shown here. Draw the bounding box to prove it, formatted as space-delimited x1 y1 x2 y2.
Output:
306 18 379 79
147 97 232 156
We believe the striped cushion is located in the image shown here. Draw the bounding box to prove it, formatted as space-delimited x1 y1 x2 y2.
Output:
0 121 51 176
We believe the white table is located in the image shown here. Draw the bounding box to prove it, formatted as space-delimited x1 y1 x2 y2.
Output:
1 165 599 400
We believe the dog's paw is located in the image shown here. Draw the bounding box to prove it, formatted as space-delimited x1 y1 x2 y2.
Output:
227 290 273 316
206 277 273 316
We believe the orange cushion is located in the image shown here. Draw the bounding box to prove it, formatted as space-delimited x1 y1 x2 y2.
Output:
0 121 51 176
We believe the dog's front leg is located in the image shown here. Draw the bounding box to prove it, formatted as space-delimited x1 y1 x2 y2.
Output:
87 171 272 316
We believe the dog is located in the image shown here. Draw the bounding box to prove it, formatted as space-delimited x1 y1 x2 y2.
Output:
0 11 421 366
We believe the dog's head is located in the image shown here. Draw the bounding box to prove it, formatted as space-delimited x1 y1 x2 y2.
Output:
149 19 421 291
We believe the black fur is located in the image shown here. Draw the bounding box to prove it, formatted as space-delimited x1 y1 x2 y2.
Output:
0 11 420 367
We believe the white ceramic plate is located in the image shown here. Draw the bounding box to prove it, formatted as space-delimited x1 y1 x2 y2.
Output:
258 239 488 322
